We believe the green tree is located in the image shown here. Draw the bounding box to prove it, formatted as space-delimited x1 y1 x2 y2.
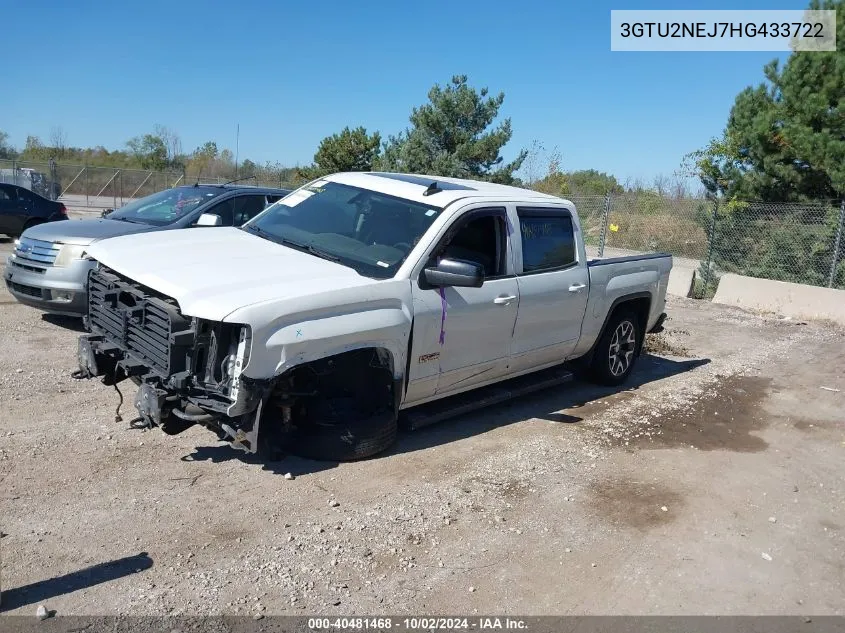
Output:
376 75 526 184
567 170 623 196
20 135 50 161
188 141 219 178
530 163 623 197
299 126 381 180
239 158 257 177
126 133 169 170
687 0 845 201
0 130 15 159
528 149 569 196
684 0 845 289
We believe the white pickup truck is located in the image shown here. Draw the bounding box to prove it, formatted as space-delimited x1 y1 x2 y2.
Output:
75 172 672 460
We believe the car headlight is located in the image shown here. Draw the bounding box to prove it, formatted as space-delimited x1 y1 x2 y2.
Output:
54 244 87 267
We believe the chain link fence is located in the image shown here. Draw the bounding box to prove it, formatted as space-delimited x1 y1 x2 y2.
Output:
3 158 843 293
0 159 296 210
571 193 845 294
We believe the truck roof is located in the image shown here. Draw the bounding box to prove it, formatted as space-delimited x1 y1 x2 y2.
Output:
323 171 571 208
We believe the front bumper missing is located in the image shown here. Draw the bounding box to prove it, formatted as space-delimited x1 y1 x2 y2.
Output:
76 334 265 453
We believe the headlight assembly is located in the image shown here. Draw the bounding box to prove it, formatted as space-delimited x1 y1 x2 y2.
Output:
54 244 87 267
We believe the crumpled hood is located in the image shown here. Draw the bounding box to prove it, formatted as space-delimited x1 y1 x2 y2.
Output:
84 227 377 321
23 217 154 245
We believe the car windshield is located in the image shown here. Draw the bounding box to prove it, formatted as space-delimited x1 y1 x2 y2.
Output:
107 187 224 226
245 180 443 278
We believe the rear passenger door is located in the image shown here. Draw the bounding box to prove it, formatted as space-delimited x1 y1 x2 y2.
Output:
509 206 589 374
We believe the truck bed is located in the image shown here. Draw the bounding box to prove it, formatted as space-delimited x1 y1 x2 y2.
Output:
574 252 673 356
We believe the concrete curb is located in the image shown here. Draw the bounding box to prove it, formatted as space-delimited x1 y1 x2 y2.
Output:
713 273 845 326
667 267 695 298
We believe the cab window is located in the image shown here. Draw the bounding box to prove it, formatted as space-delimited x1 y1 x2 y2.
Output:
517 210 576 273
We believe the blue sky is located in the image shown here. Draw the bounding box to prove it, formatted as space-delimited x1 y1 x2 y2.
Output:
3 0 802 185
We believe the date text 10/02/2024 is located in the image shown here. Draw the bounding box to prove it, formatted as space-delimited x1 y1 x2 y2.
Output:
307 617 529 630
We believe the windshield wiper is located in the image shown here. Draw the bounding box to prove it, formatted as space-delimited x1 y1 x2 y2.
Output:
111 216 145 224
308 245 339 262
286 239 340 262
242 225 340 262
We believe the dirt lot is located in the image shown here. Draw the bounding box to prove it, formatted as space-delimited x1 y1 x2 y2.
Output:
0 232 843 617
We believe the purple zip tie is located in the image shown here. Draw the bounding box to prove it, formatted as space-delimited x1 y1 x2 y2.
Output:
438 286 447 345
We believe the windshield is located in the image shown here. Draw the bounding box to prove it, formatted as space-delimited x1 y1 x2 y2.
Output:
245 180 442 278
108 187 224 226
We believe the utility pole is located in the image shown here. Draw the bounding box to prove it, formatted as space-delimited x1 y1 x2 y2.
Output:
235 123 240 179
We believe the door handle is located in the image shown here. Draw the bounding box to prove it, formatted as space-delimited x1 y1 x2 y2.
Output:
568 283 587 292
493 295 517 305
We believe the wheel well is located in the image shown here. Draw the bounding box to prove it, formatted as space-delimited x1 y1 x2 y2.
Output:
583 294 652 365
276 347 395 393
265 346 397 427
612 296 651 335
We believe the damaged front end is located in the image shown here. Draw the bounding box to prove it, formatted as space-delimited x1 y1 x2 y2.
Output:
76 265 267 453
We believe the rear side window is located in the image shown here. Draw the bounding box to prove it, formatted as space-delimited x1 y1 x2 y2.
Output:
517 210 576 273
0 186 13 201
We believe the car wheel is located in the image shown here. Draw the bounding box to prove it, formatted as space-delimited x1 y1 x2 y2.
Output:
590 310 641 386
286 399 398 462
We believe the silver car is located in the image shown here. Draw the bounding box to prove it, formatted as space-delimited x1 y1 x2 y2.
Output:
4 184 290 316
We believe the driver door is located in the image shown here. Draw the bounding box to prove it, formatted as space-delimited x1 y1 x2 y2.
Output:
404 207 520 406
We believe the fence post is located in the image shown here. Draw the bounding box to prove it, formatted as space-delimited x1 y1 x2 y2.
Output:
85 165 89 207
113 169 118 209
829 198 845 288
119 170 124 205
598 191 612 257
701 198 719 299
49 158 56 200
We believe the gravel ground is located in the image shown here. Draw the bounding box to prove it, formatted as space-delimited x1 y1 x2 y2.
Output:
0 230 843 617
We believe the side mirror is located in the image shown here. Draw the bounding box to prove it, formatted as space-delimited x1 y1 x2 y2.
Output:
196 213 222 227
101 209 112 218
423 258 484 288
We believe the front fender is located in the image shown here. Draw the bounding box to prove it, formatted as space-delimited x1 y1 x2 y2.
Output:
230 280 414 383
264 307 411 378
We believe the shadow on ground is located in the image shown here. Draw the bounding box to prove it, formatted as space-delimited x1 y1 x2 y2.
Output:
182 444 339 477
0 552 153 611
41 313 86 332
178 353 708 473
392 354 710 456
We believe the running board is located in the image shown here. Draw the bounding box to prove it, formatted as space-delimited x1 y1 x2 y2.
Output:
401 365 575 431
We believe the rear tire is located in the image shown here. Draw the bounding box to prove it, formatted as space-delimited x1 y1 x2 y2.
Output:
590 310 641 386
